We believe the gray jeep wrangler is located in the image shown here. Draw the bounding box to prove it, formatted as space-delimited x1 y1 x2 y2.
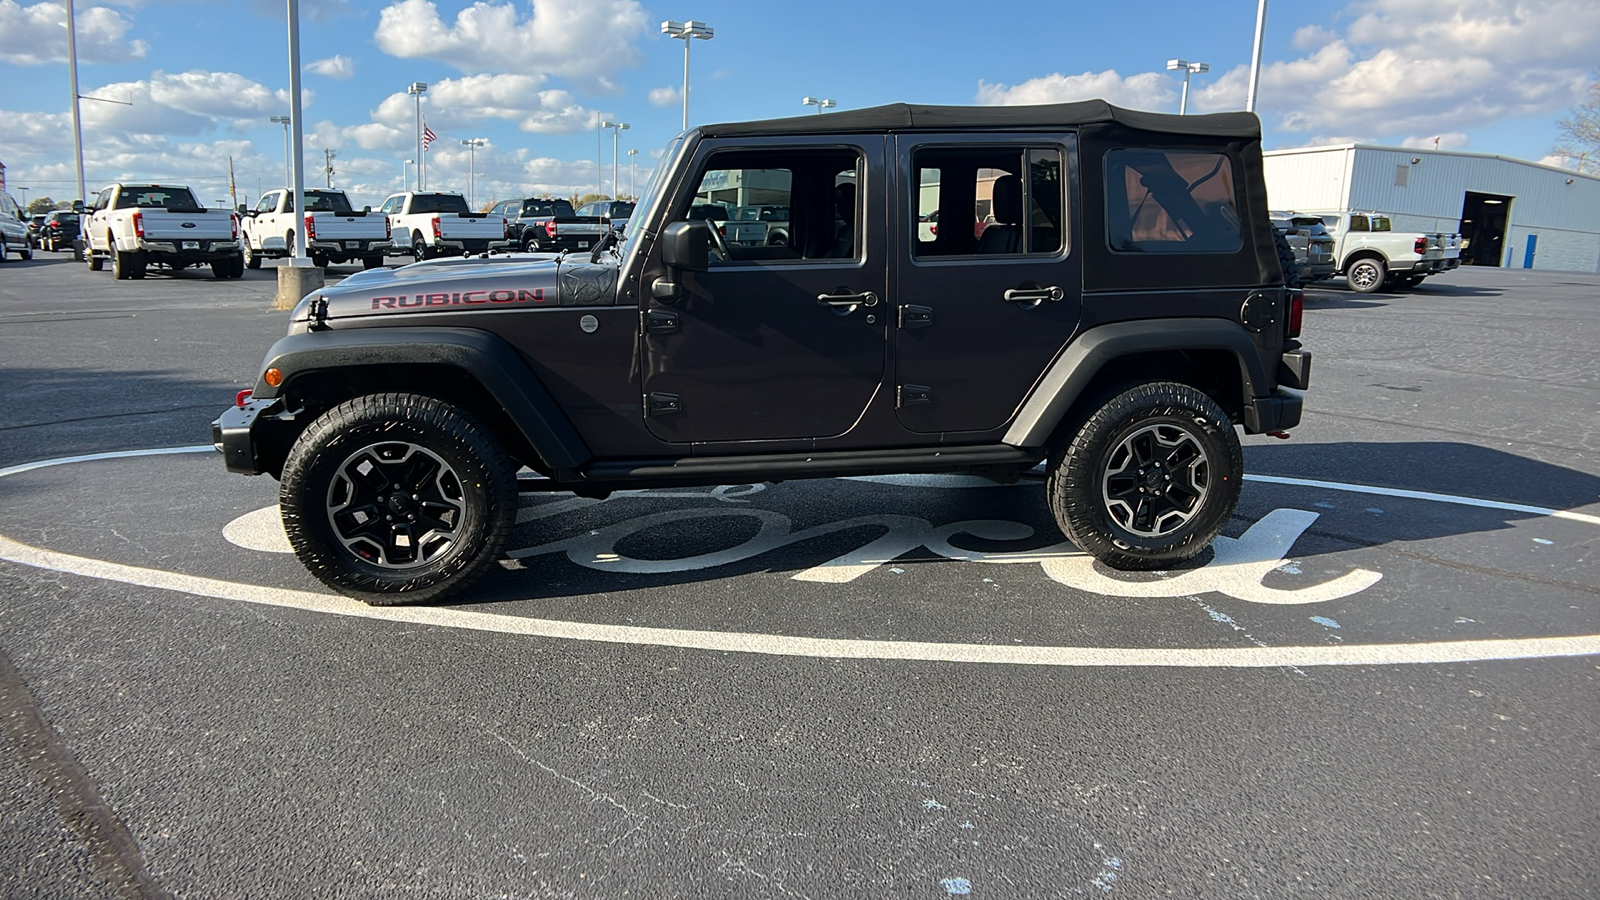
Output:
215 100 1310 604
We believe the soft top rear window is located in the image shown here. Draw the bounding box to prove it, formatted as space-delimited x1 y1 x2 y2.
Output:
1105 149 1241 254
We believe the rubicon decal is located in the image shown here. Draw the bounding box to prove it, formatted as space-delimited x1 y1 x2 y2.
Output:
371 288 546 309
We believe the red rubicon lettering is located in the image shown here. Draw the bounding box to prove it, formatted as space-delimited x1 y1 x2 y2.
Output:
518 288 545 303
488 290 516 303
461 291 488 304
399 295 425 307
371 296 399 309
424 293 451 306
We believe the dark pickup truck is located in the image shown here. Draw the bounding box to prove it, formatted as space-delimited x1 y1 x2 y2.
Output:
217 100 1309 604
490 197 609 254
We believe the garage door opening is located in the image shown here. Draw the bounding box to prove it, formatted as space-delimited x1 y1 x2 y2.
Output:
1459 191 1513 266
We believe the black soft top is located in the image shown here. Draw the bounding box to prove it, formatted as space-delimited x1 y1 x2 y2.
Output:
701 100 1260 139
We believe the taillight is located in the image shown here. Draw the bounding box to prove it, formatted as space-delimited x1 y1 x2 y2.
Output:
304 215 317 240
231 214 239 240
384 217 392 239
503 217 511 239
431 216 442 240
131 210 143 238
1414 236 1428 254
545 219 557 238
1287 289 1304 339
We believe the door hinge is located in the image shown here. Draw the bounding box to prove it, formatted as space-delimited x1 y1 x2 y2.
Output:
645 392 682 416
897 384 932 407
645 309 680 335
899 304 933 329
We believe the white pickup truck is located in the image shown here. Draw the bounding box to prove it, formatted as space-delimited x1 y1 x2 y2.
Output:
240 188 391 270
377 191 507 260
1313 211 1462 293
82 183 242 280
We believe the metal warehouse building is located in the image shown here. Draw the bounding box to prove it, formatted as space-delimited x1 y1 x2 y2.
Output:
1263 144 1600 273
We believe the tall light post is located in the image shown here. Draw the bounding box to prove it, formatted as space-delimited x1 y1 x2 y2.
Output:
628 148 638 198
802 96 836 115
460 138 486 206
402 158 413 190
661 20 713 131
1246 0 1268 113
408 81 428 189
1165 60 1209 115
270 115 291 189
602 121 628 199
66 0 85 207
285 0 307 260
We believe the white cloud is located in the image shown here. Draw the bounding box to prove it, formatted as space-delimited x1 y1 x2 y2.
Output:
307 55 354 80
1192 0 1600 143
373 0 648 91
0 0 147 65
1400 132 1470 150
976 69 1176 112
648 85 680 107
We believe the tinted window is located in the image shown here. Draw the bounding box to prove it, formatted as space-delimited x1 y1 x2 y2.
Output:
913 146 1064 257
115 186 202 211
1105 150 1240 253
607 202 635 218
682 148 859 261
297 191 353 213
409 194 470 215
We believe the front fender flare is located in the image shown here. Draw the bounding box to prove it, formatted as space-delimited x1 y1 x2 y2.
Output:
1003 318 1271 448
249 326 591 470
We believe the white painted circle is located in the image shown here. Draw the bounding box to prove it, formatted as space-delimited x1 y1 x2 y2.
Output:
2 446 1598 668
222 506 293 554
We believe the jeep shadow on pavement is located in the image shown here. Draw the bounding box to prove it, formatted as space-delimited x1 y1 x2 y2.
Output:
214 100 1310 604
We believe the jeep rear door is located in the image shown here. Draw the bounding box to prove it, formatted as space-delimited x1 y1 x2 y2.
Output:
892 134 1081 434
639 137 886 444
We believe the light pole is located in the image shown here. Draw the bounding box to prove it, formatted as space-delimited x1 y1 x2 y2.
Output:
1246 0 1268 113
66 0 85 207
402 158 413 190
802 96 836 115
461 138 486 206
661 20 713 131
270 115 291 189
17 188 28 208
602 121 628 199
1165 60 1209 115
628 148 638 198
408 81 428 189
285 0 307 260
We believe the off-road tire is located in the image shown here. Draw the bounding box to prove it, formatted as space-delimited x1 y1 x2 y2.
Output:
1346 257 1386 294
1047 381 1243 570
1273 230 1301 289
279 393 518 605
243 241 261 269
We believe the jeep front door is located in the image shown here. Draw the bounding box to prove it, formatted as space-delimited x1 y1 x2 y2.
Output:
640 140 885 444
893 136 1081 434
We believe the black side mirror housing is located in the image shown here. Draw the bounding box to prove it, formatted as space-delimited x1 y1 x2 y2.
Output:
72 201 85 213
363 205 372 213
660 220 710 272
236 204 249 215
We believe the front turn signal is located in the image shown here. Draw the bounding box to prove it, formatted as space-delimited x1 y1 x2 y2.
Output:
263 367 284 387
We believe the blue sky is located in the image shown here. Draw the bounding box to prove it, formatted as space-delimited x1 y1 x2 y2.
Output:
2 0 1595 210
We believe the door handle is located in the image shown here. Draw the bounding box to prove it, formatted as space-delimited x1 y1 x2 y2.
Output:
817 291 879 311
1003 285 1065 305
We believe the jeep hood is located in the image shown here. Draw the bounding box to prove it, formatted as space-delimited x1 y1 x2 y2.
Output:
290 255 620 327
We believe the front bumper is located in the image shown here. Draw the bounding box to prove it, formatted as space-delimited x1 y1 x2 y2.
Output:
212 397 287 476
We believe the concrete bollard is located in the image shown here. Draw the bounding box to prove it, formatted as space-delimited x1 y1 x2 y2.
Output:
274 258 324 311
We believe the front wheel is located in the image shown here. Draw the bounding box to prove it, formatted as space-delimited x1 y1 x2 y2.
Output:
1346 257 1386 294
243 240 261 269
278 393 519 605
1047 382 1243 570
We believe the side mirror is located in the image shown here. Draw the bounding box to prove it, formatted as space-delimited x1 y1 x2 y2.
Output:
362 205 372 213
72 201 85 213
660 220 710 273
236 204 247 215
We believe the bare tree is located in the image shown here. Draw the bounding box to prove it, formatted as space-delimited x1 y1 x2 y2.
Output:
1553 71 1600 174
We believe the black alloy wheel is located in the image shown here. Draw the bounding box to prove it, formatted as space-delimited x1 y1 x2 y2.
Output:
1047 381 1243 570
279 393 517 604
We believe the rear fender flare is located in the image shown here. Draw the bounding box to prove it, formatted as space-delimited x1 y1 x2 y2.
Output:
1003 318 1271 448
249 326 591 470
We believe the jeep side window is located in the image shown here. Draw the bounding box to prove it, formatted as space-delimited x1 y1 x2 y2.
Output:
678 149 860 262
912 147 1064 257
1105 149 1242 253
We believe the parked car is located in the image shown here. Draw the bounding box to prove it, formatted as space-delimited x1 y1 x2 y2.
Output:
0 192 32 261
379 191 507 259
37 210 81 252
1309 211 1461 293
488 197 609 253
215 100 1308 605
25 214 47 248
575 199 636 236
81 183 242 279
1270 210 1336 282
723 204 790 246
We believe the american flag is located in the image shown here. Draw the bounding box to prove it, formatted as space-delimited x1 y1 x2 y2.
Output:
422 124 437 151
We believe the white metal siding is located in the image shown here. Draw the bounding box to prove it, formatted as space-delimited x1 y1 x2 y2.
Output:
1262 147 1352 212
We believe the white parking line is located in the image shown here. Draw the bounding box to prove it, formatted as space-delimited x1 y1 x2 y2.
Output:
1 447 1597 668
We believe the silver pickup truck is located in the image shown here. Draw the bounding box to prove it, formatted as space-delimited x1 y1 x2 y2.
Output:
1313 211 1461 293
240 189 390 270
82 183 242 279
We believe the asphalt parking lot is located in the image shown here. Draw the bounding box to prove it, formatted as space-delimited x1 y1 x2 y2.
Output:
2 253 1597 898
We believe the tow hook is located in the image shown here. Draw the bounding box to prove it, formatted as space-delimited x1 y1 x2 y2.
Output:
1266 431 1291 440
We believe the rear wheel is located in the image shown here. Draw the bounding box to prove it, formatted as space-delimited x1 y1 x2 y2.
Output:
412 234 430 261
0 235 8 263
243 240 261 269
362 254 384 270
1346 257 1386 293
310 251 329 269
87 244 103 270
1047 381 1243 570
522 236 542 253
279 393 518 605
111 240 144 280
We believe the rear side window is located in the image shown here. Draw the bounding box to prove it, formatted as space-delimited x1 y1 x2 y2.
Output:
913 146 1065 257
1105 149 1241 253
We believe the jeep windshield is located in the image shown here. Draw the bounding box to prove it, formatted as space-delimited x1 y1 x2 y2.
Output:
410 194 471 215
619 136 685 257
